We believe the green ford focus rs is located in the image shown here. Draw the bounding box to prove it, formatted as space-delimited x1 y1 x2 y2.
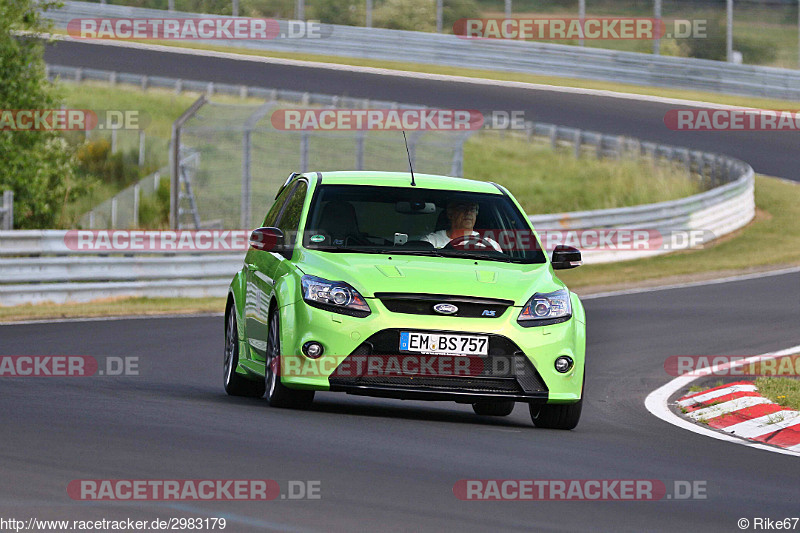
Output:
225 171 586 429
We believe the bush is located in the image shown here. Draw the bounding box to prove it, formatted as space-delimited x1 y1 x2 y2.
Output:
443 0 480 31
309 0 363 26
137 178 170 229
241 0 295 18
75 138 154 187
680 15 777 64
374 0 436 32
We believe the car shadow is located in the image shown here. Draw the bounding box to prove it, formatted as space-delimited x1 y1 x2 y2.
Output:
303 393 532 429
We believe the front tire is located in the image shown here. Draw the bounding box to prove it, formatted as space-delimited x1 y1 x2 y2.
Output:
472 400 515 416
265 309 314 409
529 400 582 430
224 308 265 398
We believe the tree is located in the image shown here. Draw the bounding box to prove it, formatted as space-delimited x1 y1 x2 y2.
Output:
0 0 81 228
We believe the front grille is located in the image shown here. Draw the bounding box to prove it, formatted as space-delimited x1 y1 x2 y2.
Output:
374 293 513 318
328 329 548 396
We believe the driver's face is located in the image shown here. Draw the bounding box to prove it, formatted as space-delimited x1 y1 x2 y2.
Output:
447 202 478 231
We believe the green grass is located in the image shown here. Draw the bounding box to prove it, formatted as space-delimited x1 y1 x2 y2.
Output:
466 133 701 214
559 175 800 291
0 297 225 322
755 375 800 411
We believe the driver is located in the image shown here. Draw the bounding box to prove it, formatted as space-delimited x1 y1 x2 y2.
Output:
421 200 502 251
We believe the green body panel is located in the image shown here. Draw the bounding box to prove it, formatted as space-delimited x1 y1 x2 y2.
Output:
227 171 586 404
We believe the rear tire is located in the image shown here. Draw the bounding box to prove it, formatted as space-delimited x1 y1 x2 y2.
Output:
224 308 265 398
472 400 515 416
265 309 315 409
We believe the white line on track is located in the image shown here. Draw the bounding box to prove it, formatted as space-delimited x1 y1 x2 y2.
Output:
645 345 800 457
579 265 800 300
0 312 223 326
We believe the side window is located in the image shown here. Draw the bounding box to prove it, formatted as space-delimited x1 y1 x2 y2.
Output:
276 181 308 248
261 184 294 228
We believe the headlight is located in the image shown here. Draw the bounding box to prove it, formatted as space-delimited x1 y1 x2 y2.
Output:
301 275 371 317
518 288 571 326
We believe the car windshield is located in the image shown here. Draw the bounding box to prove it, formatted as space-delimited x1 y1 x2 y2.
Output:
302 185 546 264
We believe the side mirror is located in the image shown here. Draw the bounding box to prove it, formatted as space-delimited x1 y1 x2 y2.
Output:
551 245 582 270
249 227 284 252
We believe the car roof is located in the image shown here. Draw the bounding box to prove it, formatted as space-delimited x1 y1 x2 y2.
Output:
308 171 503 194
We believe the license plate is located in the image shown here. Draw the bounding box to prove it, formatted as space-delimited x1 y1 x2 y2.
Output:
399 332 489 356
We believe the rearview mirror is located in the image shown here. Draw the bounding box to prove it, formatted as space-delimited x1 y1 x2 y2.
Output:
551 245 582 270
249 227 284 252
395 201 436 214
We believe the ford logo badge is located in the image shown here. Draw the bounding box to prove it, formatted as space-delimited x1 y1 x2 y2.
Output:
433 303 458 315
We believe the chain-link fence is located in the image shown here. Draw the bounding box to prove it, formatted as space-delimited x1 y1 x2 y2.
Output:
175 100 471 229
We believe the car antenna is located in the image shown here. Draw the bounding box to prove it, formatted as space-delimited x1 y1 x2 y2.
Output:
402 130 416 187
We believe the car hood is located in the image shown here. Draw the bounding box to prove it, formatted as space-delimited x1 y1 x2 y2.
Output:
295 250 562 306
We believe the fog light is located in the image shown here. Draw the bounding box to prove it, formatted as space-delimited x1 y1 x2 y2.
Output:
554 356 573 373
302 341 324 359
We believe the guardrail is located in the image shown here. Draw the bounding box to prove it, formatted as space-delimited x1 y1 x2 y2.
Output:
46 1 800 100
1 191 12 231
0 145 754 306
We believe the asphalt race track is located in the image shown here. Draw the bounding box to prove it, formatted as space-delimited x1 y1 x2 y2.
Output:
43 39 800 182
2 272 798 532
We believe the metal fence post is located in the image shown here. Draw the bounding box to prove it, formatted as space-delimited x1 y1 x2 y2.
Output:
2 190 12 230
241 130 252 228
436 0 443 33
111 197 118 229
300 132 309 173
138 130 146 167
574 130 582 158
356 131 365 170
726 0 733 62
653 0 661 55
170 96 207 229
133 184 140 227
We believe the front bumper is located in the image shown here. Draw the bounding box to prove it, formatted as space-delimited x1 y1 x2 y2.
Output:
279 296 585 404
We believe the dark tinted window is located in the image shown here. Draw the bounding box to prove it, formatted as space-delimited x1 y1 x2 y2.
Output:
262 183 294 228
276 181 308 236
303 185 545 264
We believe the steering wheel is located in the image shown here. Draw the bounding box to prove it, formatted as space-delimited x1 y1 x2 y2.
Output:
443 234 496 251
